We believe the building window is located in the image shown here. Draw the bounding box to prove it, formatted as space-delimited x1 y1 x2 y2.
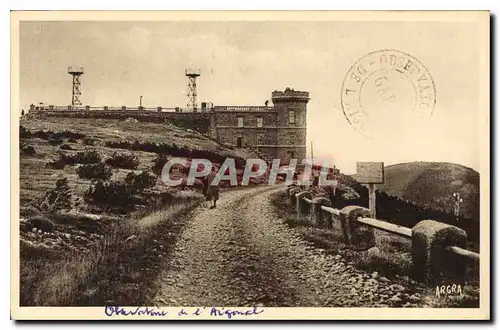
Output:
289 110 295 124
237 117 244 127
257 117 263 127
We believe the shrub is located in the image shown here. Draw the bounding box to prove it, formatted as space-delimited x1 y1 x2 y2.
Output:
46 160 66 170
130 140 160 153
21 145 36 156
67 138 78 143
58 130 86 140
105 152 140 170
48 138 64 146
57 153 75 165
105 140 132 150
84 171 156 212
26 215 55 233
125 171 157 192
59 144 73 150
77 163 112 181
80 150 102 164
83 138 95 146
19 126 85 141
104 140 245 167
20 125 30 138
151 154 169 175
39 178 73 211
84 180 136 212
58 150 102 165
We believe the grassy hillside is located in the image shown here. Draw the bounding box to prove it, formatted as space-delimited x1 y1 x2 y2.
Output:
22 115 251 157
353 161 479 220
19 116 256 208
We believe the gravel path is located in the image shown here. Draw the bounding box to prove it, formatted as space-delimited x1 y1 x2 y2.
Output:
152 185 423 307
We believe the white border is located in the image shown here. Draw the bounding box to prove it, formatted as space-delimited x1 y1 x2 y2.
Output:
4 1 498 328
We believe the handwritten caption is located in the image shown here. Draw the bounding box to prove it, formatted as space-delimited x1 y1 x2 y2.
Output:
104 306 264 319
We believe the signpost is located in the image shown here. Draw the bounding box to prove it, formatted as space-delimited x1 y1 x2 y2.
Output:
356 162 385 218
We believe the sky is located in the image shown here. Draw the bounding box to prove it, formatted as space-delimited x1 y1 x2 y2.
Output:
18 19 485 174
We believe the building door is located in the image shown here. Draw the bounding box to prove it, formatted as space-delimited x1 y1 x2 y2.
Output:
236 137 243 148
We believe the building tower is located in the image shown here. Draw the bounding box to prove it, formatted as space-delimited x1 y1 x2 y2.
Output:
185 68 201 112
272 87 310 165
68 66 84 108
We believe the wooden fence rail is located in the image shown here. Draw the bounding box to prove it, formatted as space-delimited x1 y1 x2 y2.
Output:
320 205 340 216
356 216 413 238
446 246 480 261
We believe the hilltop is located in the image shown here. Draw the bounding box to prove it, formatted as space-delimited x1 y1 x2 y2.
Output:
353 161 479 220
19 115 257 208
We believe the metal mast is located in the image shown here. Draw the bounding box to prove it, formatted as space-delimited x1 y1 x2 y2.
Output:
185 68 201 112
68 66 84 108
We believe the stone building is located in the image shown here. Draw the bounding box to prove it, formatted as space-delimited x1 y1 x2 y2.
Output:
211 87 309 164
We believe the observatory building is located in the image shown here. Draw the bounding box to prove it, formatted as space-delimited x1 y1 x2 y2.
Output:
211 87 309 164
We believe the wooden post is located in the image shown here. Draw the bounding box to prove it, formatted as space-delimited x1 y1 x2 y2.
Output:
368 183 376 218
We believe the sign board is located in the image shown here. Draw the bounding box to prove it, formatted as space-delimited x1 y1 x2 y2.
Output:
356 162 385 184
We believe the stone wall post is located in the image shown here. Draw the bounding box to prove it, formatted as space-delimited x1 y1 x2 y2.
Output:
411 220 468 283
286 184 297 197
295 191 312 223
288 187 301 208
311 197 331 227
339 206 376 250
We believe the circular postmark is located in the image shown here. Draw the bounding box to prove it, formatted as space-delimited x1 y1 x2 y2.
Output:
341 49 436 139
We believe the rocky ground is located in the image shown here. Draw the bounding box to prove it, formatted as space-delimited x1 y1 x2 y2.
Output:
19 213 107 259
151 185 425 307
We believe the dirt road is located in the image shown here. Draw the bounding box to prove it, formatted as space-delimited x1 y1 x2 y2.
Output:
152 185 422 307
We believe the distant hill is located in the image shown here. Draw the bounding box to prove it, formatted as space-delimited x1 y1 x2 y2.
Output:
352 161 480 220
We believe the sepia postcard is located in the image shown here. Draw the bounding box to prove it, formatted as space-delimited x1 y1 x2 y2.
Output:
10 10 490 320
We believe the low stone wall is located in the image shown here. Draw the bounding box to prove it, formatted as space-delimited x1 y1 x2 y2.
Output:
285 184 476 284
31 110 213 134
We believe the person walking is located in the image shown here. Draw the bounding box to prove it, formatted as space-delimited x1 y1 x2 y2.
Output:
203 165 220 209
